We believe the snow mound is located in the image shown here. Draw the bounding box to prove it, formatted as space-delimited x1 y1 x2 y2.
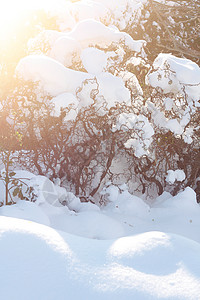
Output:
105 188 150 217
67 19 145 52
81 47 108 74
50 36 81 67
108 231 200 274
0 216 75 300
50 211 124 240
157 187 198 211
16 55 92 96
149 188 200 243
1 217 200 300
102 186 200 243
0 201 50 226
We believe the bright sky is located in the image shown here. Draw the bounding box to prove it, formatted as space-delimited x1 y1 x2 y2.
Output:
0 0 67 42
0 0 53 21
0 0 71 66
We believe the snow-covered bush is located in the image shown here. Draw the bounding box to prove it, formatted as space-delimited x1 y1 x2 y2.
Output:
0 0 199 205
1 75 151 201
143 53 200 195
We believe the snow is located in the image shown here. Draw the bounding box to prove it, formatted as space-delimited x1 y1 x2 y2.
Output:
147 53 200 103
69 0 109 24
146 54 200 143
50 211 124 239
92 0 148 30
105 189 150 218
32 18 145 61
1 172 199 245
16 55 92 96
50 92 79 121
81 47 108 74
147 103 185 137
0 201 50 226
113 113 154 157
166 169 186 184
66 19 145 52
165 119 184 135
1 0 200 299
16 54 131 110
0 216 200 300
102 186 200 244
0 216 75 300
50 36 81 67
96 72 131 109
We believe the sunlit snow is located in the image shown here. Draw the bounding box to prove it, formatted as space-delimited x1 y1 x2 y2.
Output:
0 0 200 299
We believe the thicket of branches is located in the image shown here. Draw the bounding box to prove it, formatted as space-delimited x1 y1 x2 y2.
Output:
130 0 200 64
1 66 199 203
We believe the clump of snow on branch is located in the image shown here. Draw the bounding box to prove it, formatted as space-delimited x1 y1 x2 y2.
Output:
29 18 145 67
113 113 154 157
166 170 186 184
16 55 92 96
16 55 131 111
50 93 79 121
146 53 200 143
147 54 200 103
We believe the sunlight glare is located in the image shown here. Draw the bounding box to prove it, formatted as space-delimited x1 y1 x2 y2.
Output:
0 0 59 43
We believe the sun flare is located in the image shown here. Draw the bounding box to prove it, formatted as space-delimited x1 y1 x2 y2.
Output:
0 0 61 43
0 0 67 66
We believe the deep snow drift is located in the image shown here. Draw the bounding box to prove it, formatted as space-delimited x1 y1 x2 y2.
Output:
0 173 200 299
1 216 200 300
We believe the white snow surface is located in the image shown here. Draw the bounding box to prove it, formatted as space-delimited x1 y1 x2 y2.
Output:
0 216 200 300
66 19 145 52
81 47 108 74
50 36 82 67
0 171 200 299
16 55 92 96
